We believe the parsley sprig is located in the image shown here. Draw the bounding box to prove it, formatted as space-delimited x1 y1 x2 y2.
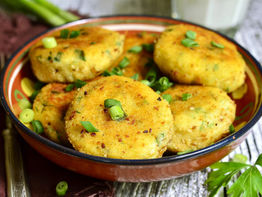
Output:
206 153 262 197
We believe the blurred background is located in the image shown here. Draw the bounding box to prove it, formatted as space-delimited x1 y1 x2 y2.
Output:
1 0 260 56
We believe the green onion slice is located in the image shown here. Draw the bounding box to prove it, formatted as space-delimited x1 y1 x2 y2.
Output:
162 94 172 103
56 181 68 196
118 57 130 69
30 90 40 102
181 38 199 47
19 109 34 123
108 105 125 121
152 77 173 92
145 66 158 84
104 99 122 109
131 73 139 81
64 84 74 92
229 124 235 133
211 41 224 48
128 45 143 53
140 80 151 86
80 121 99 132
74 79 87 88
142 43 154 52
42 37 57 48
102 70 113 76
60 29 69 38
18 99 32 110
111 67 123 76
32 120 44 134
69 30 80 38
185 30 197 40
181 93 192 101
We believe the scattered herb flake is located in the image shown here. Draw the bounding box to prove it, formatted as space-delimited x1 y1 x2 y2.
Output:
69 30 80 38
60 29 69 38
211 41 224 49
181 38 199 47
75 49 86 61
142 43 154 52
54 52 63 62
118 57 130 69
128 45 143 53
185 30 197 40
80 121 99 132
182 93 192 101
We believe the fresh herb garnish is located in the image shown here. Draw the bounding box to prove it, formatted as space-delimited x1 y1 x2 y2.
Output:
118 57 130 69
151 76 173 92
32 120 44 134
142 43 154 52
74 49 86 61
69 30 80 38
64 79 87 92
185 30 197 40
56 181 68 196
104 99 126 121
229 124 235 133
206 153 262 197
162 94 172 103
181 38 199 47
80 121 99 132
128 45 143 53
104 99 122 109
131 73 139 81
42 37 57 48
181 93 192 101
60 29 69 38
54 52 63 62
211 41 224 49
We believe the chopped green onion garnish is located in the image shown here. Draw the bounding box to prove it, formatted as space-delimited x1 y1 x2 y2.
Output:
181 93 192 101
102 70 113 76
232 153 248 164
18 99 32 110
118 57 130 69
74 49 86 61
156 90 161 94
131 73 139 81
229 124 235 133
177 150 193 155
142 43 154 52
19 109 34 123
56 181 68 196
108 105 125 121
152 77 173 92
42 37 57 48
104 99 122 109
128 45 143 53
111 67 123 76
32 120 44 134
162 94 172 103
145 66 158 84
65 84 74 92
30 90 40 102
74 79 87 88
69 30 80 38
80 121 99 132
34 81 45 90
185 30 197 40
211 41 224 48
140 80 151 86
60 29 69 38
181 38 199 47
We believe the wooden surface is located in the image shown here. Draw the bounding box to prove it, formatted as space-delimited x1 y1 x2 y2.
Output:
50 1 262 196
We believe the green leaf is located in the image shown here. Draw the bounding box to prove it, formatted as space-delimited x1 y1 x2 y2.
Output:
206 154 262 197
255 154 262 167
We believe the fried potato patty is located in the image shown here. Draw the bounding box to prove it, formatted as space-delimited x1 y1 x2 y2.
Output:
113 32 157 80
29 27 125 82
154 24 246 92
163 85 236 152
33 83 76 145
65 76 174 159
